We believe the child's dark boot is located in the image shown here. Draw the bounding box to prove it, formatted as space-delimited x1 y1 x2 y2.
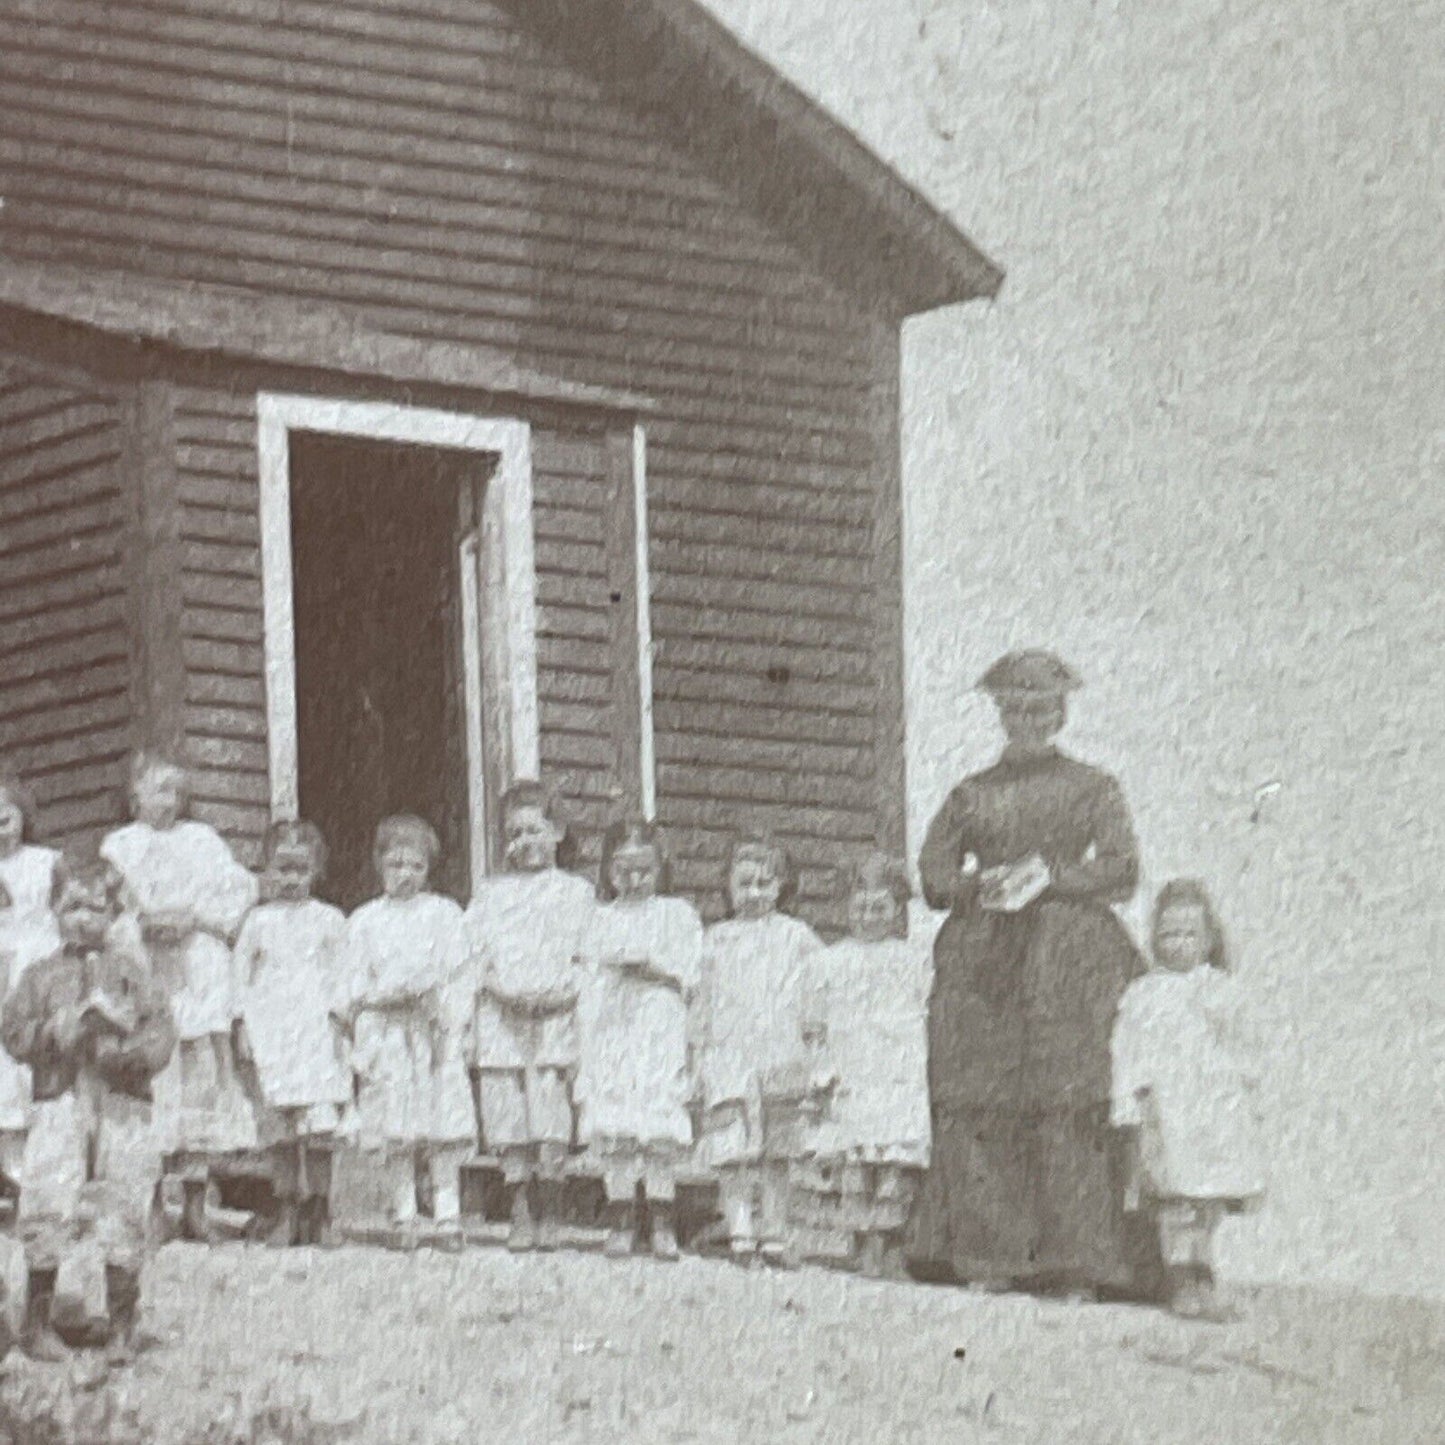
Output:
23 1267 69 1363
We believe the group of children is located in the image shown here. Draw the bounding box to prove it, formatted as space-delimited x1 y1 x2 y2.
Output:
0 754 939 1356
0 747 1264 1358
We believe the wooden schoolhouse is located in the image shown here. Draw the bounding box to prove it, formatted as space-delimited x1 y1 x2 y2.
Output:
0 0 1001 929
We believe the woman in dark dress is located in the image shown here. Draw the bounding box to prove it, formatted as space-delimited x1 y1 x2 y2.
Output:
908 650 1147 1295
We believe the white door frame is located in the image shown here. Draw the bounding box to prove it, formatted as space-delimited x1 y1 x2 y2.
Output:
256 392 539 895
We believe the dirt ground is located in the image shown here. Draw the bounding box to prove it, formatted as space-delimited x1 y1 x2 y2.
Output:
5 1242 1444 1443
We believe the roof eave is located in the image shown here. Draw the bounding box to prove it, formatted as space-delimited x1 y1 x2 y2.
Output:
653 0 1004 312
0 259 656 415
514 0 1003 316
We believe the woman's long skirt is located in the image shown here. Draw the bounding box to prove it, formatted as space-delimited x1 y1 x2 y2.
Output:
907 898 1147 1291
908 1101 1136 1288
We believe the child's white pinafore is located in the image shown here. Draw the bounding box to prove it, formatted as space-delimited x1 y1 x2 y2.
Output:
575 895 703 1149
468 869 595 1073
466 870 592 1153
0 845 60 1145
804 936 933 1167
1111 966 1266 1204
340 894 474 1149
234 899 352 1136
697 913 821 1167
100 820 258 1155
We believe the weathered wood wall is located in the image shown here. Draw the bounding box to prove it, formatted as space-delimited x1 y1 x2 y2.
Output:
0 0 901 923
0 362 132 844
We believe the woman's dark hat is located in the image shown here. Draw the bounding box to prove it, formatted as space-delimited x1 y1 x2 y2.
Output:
977 650 1083 696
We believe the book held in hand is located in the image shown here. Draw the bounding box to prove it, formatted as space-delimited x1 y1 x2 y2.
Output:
979 853 1052 913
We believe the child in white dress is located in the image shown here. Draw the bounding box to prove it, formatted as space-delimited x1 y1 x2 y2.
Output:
0 768 60 1197
466 781 593 1252
576 820 702 1261
335 816 474 1242
796 853 932 1277
233 822 353 1245
698 834 823 1265
100 752 257 1239
1111 879 1265 1320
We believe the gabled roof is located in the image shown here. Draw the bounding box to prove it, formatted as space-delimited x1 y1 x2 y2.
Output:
511 0 1004 315
0 260 654 415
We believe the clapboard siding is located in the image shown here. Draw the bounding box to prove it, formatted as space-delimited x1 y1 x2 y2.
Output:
172 386 268 858
0 364 132 844
531 425 624 868
0 0 897 926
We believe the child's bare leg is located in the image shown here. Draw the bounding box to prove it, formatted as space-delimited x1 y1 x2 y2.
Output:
644 1150 680 1262
600 1143 637 1259
502 1146 537 1251
429 1142 470 1232
386 1146 418 1227
885 1167 919 1279
533 1140 568 1252
1157 1202 1212 1315
858 1165 914 1279
1182 1202 1231 1319
718 1165 757 1258
757 1161 798 1267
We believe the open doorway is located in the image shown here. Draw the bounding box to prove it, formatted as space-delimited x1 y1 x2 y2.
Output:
287 433 491 908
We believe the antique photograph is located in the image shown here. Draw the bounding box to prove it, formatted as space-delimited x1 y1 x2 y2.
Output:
0 0 1440 1440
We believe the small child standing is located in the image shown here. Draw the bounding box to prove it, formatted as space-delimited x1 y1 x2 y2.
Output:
795 853 932 1277
101 752 258 1239
232 822 353 1245
1 854 175 1362
335 817 474 1241
0 769 61 974
467 781 593 1252
575 820 702 1261
0 768 61 1201
698 834 822 1265
1111 879 1265 1321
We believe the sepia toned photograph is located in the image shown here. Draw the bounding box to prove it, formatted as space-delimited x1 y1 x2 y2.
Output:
0 0 1440 1439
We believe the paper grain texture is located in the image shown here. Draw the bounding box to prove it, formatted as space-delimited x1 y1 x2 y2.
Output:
0 0 1439 1440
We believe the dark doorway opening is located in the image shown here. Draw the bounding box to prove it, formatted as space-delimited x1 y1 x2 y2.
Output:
289 433 485 909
